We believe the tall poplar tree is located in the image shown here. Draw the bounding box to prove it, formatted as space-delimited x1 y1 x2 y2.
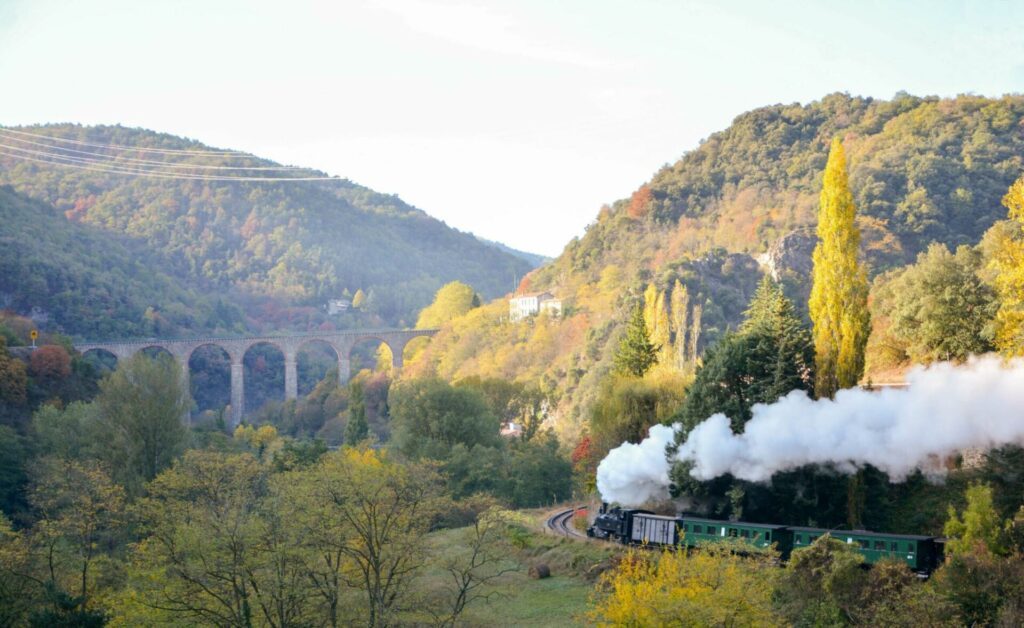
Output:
809 138 870 398
670 280 690 369
345 379 369 445
991 176 1024 355
688 304 703 364
643 284 672 368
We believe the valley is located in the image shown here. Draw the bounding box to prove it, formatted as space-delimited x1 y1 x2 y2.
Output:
3 45 1024 626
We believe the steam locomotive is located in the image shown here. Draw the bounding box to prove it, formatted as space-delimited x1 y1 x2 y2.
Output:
587 503 945 574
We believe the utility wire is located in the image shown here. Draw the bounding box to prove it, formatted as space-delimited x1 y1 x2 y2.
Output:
0 147 340 182
0 130 305 170
0 126 257 156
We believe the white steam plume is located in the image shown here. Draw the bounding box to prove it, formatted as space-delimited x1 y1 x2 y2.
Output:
596 423 678 506
597 356 1024 506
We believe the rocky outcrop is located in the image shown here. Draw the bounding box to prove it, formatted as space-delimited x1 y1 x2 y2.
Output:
758 228 816 282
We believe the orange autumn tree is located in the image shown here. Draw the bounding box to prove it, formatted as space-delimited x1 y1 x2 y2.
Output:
627 184 653 219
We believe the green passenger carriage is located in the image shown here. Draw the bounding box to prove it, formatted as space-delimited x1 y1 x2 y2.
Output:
788 527 941 571
588 504 946 575
679 516 789 551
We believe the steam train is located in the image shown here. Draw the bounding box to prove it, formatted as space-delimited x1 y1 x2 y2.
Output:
587 504 945 574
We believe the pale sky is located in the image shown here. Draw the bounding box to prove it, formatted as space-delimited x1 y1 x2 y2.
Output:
1 0 1023 256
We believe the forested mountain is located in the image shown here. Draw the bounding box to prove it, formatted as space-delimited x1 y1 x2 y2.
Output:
0 186 246 339
0 124 532 337
407 93 1024 438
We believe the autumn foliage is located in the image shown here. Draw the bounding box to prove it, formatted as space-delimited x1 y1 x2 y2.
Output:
516 273 533 293
28 345 71 381
626 184 653 219
570 435 592 466
588 544 780 626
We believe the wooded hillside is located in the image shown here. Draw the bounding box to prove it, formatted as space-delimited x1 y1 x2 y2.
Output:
0 125 534 336
407 93 1024 438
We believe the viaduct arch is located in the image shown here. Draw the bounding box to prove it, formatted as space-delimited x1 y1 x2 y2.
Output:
76 329 437 426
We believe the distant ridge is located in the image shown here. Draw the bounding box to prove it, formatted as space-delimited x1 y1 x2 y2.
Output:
0 124 534 334
475 236 551 269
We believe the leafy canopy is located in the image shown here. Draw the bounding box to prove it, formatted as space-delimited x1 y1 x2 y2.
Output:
93 352 190 493
873 243 995 364
388 377 500 459
416 281 480 329
588 543 781 627
944 482 1007 556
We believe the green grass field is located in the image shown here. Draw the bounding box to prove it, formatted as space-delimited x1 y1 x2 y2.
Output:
412 509 621 626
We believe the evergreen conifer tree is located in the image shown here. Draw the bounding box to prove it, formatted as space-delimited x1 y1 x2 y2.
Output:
809 138 870 398
668 279 815 511
669 277 813 433
614 303 659 377
742 276 815 403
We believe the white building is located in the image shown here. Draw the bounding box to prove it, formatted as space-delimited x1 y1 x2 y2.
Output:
326 298 351 315
509 291 562 322
500 422 524 438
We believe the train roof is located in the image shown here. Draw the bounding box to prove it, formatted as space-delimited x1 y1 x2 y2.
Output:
629 512 677 521
624 511 938 540
679 515 789 530
787 526 936 541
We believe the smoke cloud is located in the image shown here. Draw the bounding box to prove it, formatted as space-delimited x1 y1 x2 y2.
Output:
597 356 1024 506
596 423 678 506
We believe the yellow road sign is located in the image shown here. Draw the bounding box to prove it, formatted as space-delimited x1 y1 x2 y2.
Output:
30 330 38 340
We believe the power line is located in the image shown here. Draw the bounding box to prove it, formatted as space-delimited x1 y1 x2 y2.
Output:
0 126 257 156
0 130 305 170
0 141 245 175
0 147 341 182
0 149 339 182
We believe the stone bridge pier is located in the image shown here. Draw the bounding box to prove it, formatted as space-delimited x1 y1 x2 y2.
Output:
75 328 436 427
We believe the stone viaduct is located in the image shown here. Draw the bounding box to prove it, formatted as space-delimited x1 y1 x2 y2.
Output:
74 329 437 426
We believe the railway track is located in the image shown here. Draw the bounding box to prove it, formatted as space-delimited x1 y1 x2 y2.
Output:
546 506 588 539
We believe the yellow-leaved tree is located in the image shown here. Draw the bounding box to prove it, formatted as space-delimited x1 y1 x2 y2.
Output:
809 138 870 398
643 284 672 370
587 543 780 627
416 281 479 329
991 176 1024 354
670 279 690 369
